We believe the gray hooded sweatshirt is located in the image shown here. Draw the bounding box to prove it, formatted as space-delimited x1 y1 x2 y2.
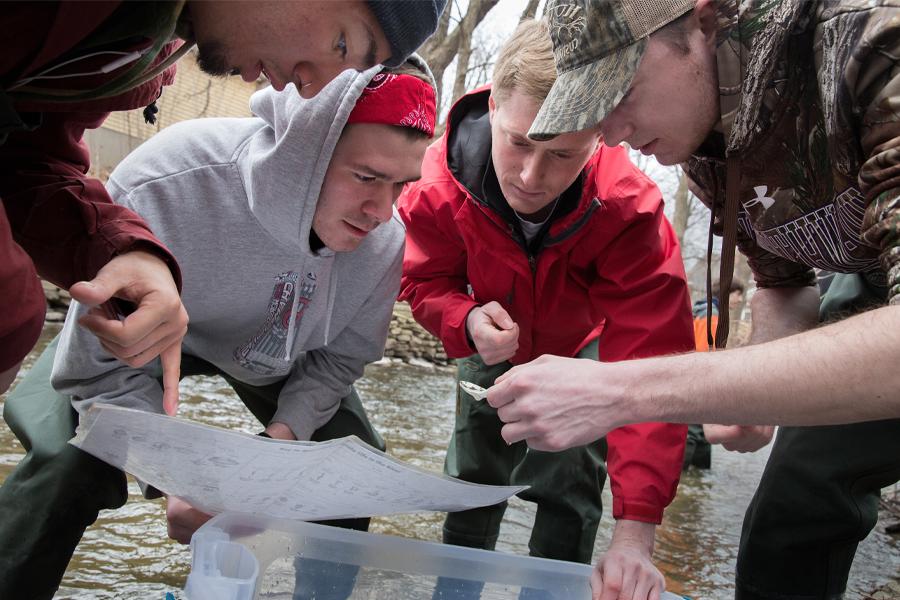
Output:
51 66 406 440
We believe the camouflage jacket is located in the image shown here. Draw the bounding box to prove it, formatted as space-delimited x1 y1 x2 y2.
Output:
684 0 900 304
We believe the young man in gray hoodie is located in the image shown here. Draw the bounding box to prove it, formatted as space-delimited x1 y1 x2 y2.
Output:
0 60 436 599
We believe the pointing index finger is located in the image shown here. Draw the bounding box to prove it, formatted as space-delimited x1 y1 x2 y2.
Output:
161 343 181 416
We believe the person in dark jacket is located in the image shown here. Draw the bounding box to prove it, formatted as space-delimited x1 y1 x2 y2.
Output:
0 0 446 409
488 1 900 598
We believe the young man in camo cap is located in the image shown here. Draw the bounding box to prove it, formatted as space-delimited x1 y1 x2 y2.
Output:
487 1 900 599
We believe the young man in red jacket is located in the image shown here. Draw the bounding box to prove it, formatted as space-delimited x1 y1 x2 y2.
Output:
0 0 445 406
397 20 693 597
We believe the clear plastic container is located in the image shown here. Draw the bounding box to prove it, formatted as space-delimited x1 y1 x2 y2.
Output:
185 512 684 600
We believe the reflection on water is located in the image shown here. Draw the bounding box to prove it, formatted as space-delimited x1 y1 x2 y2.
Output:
1 327 898 598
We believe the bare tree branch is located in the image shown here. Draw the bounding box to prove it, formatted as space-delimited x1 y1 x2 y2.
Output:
449 0 482 104
520 0 541 21
419 0 500 82
671 166 691 246
421 0 453 56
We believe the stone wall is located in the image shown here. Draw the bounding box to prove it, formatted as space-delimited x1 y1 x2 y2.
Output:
42 281 71 323
385 302 450 366
39 283 450 366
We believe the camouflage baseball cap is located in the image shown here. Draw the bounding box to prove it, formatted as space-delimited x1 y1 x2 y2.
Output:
528 0 695 141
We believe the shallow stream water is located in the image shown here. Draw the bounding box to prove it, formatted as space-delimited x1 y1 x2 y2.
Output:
1 325 898 598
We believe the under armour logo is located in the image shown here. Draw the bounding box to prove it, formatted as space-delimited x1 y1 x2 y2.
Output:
745 185 776 211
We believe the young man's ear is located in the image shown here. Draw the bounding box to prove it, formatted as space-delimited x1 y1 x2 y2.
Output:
694 0 720 50
488 93 496 123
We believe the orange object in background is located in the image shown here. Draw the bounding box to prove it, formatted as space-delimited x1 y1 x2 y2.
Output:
693 314 718 352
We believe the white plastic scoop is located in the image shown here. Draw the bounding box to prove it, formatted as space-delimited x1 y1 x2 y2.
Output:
458 380 488 401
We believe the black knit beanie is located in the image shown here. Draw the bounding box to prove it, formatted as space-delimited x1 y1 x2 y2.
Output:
367 0 447 67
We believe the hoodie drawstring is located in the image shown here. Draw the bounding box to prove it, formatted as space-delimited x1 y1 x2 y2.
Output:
284 281 302 360
143 89 162 124
323 268 338 345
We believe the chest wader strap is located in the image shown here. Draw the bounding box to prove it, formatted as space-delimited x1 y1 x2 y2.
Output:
710 156 741 349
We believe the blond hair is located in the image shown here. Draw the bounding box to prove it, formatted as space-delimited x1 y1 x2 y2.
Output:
491 19 556 106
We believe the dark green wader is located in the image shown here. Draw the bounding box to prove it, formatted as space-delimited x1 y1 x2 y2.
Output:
0 336 384 600
683 423 712 470
735 273 900 599
442 340 607 562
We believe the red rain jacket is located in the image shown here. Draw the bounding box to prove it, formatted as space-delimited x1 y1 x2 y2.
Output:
398 85 694 523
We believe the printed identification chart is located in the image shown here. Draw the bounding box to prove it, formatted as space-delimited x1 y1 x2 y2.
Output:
71 404 526 520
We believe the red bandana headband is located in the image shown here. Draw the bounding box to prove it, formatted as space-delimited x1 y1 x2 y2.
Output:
347 72 436 137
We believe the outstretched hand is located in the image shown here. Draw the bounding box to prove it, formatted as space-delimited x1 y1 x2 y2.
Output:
487 354 625 450
70 251 187 416
703 424 775 453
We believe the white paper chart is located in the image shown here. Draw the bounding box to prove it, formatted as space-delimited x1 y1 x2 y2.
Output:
71 404 526 521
